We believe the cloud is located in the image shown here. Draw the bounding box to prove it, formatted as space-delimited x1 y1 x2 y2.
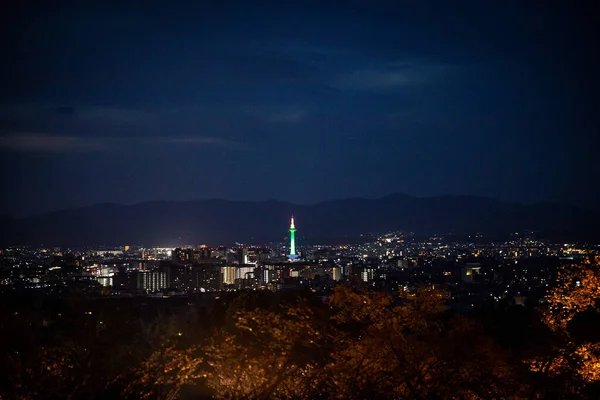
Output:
1 104 151 124
339 70 416 89
267 110 307 124
253 41 359 60
148 137 240 147
0 134 106 152
0 133 239 153
69 106 151 125
0 104 155 139
336 61 454 91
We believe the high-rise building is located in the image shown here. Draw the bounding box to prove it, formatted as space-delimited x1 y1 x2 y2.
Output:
289 216 298 260
238 248 248 265
169 264 223 292
172 247 213 265
222 266 236 285
137 270 169 293
236 266 255 280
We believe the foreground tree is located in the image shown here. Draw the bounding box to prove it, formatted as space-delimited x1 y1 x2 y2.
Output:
125 341 205 400
129 287 526 399
203 300 331 399
125 261 600 399
528 257 600 398
325 286 523 399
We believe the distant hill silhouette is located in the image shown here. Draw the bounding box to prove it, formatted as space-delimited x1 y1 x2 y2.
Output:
0 194 597 246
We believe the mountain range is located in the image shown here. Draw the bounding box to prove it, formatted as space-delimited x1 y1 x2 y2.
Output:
0 194 597 247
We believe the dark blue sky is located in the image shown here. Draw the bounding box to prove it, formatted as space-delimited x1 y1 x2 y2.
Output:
1 1 598 216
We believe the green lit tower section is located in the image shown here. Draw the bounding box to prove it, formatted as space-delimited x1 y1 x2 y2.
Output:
289 216 298 260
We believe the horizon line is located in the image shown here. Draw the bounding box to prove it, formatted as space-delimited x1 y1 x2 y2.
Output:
3 193 586 219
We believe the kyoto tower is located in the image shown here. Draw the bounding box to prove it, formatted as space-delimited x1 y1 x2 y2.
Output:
289 216 298 260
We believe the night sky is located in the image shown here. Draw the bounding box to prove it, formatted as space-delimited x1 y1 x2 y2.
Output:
1 1 598 217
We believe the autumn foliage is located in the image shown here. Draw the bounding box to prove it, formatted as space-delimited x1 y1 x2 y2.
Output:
2 258 600 399
128 286 524 399
528 257 600 396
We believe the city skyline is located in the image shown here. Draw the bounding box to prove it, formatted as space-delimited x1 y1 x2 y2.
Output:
2 2 599 399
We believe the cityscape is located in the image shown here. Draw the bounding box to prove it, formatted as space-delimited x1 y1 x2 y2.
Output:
2 0 599 399
2 216 596 306
2 215 600 398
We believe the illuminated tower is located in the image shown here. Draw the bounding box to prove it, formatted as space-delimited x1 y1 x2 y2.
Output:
289 216 298 259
